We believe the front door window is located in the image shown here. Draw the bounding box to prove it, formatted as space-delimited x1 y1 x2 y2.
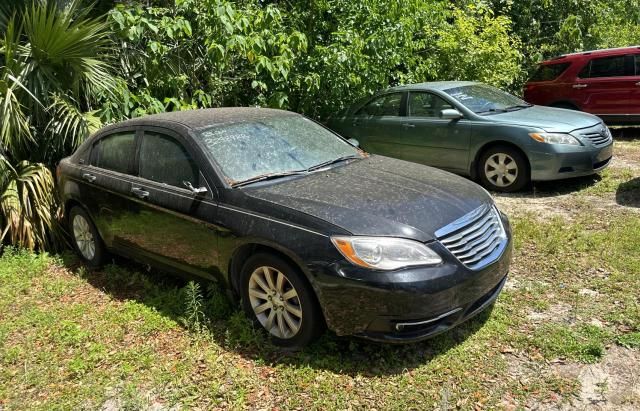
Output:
408 92 453 118
139 132 200 189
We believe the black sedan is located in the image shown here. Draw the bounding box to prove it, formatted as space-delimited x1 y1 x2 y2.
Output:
57 108 512 347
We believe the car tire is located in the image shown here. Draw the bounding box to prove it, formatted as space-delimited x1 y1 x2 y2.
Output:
68 206 107 268
240 253 324 348
478 146 529 192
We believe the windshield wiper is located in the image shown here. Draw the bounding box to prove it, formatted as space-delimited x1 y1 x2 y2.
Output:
504 104 533 111
476 108 507 114
306 154 361 172
230 170 308 188
230 155 361 188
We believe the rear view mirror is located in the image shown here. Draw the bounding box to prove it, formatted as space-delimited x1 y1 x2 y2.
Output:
348 138 360 147
440 109 463 120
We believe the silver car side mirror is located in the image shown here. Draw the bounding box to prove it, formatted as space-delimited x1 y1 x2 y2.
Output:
347 138 360 147
183 181 208 194
440 109 463 120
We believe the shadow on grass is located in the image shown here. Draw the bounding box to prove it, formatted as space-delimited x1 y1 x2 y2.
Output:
616 177 640 207
59 252 493 377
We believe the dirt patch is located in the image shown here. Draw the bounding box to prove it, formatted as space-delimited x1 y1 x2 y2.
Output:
494 189 640 222
494 194 579 220
527 303 573 324
492 192 640 220
494 147 640 219
553 346 640 410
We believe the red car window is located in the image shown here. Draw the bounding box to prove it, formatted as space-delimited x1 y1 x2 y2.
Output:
530 62 570 81
579 55 626 78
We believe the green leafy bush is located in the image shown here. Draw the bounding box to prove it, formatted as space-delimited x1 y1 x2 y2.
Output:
105 0 524 119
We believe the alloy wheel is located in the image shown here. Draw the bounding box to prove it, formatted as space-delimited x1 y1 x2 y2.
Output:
73 214 96 260
248 266 302 339
484 153 518 188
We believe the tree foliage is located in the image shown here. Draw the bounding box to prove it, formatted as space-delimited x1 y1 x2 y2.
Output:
486 0 640 84
106 0 522 119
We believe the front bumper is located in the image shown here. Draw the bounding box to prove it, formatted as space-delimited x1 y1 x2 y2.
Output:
362 274 507 343
310 218 512 342
529 140 613 181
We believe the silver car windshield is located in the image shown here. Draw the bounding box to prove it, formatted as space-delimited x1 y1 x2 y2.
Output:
197 115 360 184
443 84 531 114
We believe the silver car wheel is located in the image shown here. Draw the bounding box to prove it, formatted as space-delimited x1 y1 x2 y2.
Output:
484 153 518 188
248 266 302 339
72 214 96 260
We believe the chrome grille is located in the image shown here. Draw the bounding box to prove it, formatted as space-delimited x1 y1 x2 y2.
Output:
435 204 507 270
581 127 612 147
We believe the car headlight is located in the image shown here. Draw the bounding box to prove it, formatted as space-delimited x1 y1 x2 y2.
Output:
529 132 582 145
331 236 442 270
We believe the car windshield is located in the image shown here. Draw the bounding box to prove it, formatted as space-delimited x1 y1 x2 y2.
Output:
196 115 360 185
443 84 531 114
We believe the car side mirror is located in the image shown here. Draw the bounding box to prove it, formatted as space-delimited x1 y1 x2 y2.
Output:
183 181 208 195
440 109 463 120
347 138 360 147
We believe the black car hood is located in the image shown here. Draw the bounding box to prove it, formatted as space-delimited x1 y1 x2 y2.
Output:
242 156 493 242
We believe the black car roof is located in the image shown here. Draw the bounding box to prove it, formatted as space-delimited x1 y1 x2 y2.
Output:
102 107 296 132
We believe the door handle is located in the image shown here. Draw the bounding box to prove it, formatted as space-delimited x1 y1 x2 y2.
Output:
572 84 588 89
402 123 416 128
635 81 640 86
131 187 149 199
82 173 96 183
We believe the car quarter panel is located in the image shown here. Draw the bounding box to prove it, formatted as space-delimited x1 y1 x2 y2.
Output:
213 197 348 299
466 123 536 175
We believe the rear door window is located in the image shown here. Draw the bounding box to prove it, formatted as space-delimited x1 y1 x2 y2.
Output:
91 132 136 174
530 62 570 81
635 55 640 75
357 93 402 116
139 132 199 188
579 55 626 78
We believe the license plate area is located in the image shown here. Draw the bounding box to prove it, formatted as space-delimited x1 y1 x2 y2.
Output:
596 144 613 163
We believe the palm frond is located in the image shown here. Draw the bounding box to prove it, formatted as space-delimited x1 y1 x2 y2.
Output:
0 0 25 35
45 93 101 152
21 0 117 103
0 15 42 153
0 78 34 153
0 155 61 251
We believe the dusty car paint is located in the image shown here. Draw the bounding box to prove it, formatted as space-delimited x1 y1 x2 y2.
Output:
58 108 511 342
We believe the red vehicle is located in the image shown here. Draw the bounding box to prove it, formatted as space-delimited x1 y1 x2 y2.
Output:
524 46 640 124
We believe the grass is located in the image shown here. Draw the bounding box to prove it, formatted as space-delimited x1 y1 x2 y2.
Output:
531 323 609 363
1 140 639 409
